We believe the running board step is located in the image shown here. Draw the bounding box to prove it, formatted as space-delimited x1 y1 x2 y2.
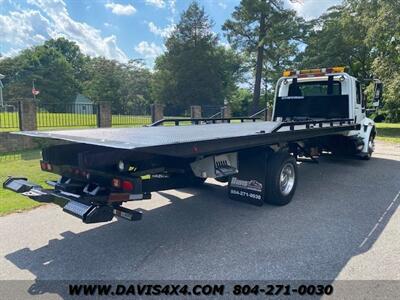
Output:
63 200 142 223
63 200 114 223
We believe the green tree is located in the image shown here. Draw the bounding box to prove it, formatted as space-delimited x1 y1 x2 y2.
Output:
83 58 153 114
229 88 253 116
299 3 372 80
364 0 400 121
300 0 400 121
152 1 242 115
0 44 79 104
223 0 304 113
44 38 89 85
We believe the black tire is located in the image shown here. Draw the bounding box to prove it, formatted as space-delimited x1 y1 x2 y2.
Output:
361 131 375 160
264 152 298 206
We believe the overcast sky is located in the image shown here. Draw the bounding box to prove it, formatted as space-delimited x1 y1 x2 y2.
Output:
0 0 342 66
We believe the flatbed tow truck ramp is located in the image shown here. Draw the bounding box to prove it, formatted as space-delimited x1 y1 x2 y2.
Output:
3 67 383 224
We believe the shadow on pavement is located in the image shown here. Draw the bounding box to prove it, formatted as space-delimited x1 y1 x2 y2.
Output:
4 154 400 297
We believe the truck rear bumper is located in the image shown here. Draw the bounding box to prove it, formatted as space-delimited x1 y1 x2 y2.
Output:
3 177 142 223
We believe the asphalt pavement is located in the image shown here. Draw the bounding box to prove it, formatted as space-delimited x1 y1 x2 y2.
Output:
0 141 399 298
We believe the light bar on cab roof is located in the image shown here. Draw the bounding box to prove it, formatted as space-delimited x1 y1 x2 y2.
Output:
283 67 345 77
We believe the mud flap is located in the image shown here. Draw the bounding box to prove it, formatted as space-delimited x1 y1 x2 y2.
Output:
228 148 270 206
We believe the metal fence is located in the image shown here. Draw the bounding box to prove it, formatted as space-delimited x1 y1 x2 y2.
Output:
202 105 222 118
0 103 19 130
112 106 151 127
163 105 190 119
37 102 98 129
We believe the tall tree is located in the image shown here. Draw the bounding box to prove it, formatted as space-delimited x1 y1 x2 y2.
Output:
44 38 88 85
300 0 400 121
299 3 372 80
0 44 79 104
223 0 304 113
364 0 400 121
152 1 242 115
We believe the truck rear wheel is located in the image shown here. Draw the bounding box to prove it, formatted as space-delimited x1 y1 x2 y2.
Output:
264 152 298 206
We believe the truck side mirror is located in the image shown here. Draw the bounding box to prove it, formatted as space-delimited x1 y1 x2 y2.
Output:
373 81 383 107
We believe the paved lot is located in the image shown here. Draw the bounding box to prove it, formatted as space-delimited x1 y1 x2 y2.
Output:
0 141 399 297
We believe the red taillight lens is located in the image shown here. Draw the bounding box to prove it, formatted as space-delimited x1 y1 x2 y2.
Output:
122 180 134 191
40 162 52 171
112 178 121 188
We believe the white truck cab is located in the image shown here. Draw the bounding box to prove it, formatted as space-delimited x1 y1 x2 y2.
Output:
272 67 383 159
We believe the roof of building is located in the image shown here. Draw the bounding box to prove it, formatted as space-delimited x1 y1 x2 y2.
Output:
74 93 93 104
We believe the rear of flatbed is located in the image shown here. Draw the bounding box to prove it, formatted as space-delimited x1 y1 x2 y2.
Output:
4 118 359 223
4 66 383 226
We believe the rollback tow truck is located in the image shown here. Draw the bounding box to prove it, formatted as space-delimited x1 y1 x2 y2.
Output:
3 67 383 224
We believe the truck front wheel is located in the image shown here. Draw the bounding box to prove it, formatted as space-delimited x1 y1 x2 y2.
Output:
264 152 298 206
361 130 375 160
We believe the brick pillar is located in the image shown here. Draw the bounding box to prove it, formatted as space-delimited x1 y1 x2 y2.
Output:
221 106 231 118
190 105 201 119
151 103 164 123
19 100 37 131
97 102 112 128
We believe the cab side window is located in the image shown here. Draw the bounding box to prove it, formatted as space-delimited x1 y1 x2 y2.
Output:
356 81 361 105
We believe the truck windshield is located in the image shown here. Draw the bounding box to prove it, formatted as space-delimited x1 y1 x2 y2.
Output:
288 81 341 97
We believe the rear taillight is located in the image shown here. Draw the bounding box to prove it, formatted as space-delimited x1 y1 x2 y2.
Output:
112 178 121 188
40 161 52 171
111 178 134 191
122 180 134 192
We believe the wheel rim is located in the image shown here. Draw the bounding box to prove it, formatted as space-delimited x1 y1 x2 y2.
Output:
279 163 295 196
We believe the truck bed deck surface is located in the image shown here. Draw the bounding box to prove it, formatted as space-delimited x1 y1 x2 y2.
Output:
16 121 280 149
15 120 357 157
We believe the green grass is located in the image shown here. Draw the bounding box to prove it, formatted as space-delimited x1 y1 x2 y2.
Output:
111 115 151 127
0 112 19 131
0 150 58 216
376 123 400 143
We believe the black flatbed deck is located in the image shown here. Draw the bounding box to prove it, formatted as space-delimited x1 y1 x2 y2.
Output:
16 119 359 157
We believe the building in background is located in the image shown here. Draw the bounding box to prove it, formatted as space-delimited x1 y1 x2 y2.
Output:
72 94 94 114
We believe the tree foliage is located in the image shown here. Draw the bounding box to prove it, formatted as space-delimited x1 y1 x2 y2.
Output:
0 38 153 114
299 0 400 121
83 58 152 114
0 43 79 104
0 0 399 121
152 2 243 115
223 0 305 112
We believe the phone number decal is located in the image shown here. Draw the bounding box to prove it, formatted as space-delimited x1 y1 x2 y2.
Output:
232 284 334 296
